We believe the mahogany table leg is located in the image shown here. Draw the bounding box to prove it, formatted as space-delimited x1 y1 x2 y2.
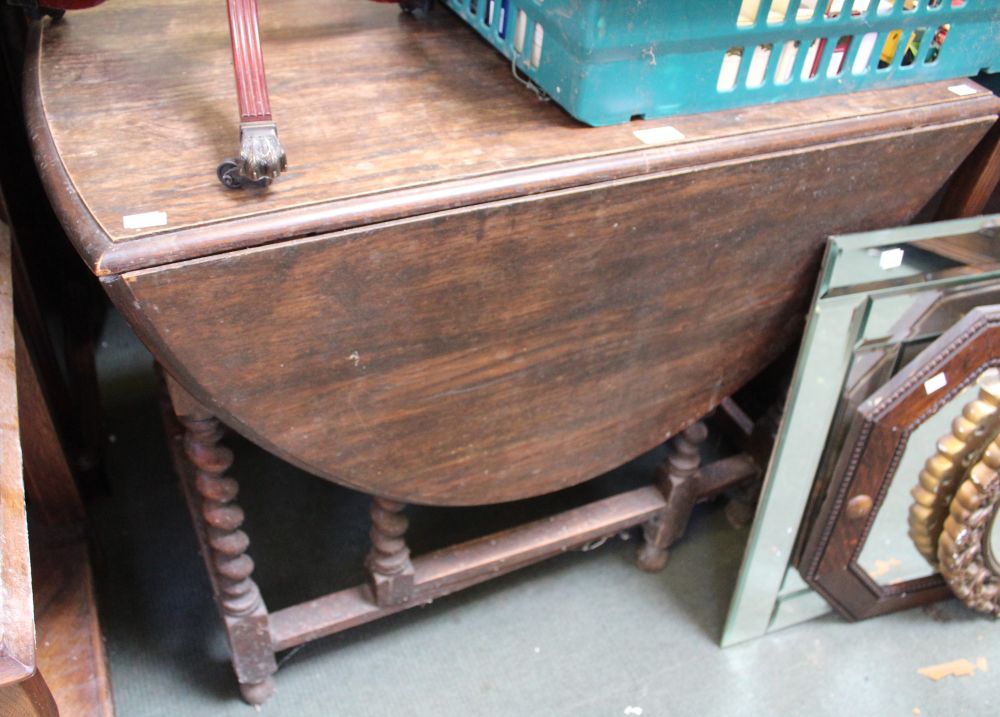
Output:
166 379 277 705
637 422 708 572
366 497 416 607
219 0 286 189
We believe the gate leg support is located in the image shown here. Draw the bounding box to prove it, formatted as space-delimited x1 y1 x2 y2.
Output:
638 422 708 572
366 497 415 607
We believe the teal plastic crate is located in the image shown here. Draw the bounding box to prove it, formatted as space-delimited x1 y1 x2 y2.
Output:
443 0 1000 126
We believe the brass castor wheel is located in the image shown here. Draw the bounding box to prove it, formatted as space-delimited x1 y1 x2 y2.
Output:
216 158 272 190
217 121 286 189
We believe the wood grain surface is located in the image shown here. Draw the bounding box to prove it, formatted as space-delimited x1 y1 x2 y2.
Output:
27 0 1000 274
0 225 59 717
0 673 58 717
112 118 992 505
16 323 86 528
0 222 36 688
31 537 114 717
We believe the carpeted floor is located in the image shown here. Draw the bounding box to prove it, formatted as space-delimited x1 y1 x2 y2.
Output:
89 311 997 717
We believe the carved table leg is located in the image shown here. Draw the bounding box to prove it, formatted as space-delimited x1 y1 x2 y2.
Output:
167 379 277 705
638 422 709 572
366 497 415 607
218 0 287 189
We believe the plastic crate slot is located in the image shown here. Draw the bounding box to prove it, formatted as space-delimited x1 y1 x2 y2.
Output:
513 9 528 54
737 0 761 27
924 23 949 63
797 0 820 22
718 47 744 91
769 0 790 23
825 0 846 18
827 35 853 76
900 28 926 65
739 0 810 26
852 31 879 73
775 40 800 83
801 38 826 79
484 0 494 27
530 22 544 68
878 29 904 67
496 0 509 38
851 0 875 17
877 0 897 15
469 0 478 16
747 43 773 87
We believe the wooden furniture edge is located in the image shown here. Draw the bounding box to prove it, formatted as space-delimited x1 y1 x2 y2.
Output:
0 223 35 688
0 221 59 717
93 116 998 281
23 19 1000 276
936 120 1000 220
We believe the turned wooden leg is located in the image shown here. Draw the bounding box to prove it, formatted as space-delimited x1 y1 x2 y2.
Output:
167 379 277 705
366 497 415 607
637 421 709 572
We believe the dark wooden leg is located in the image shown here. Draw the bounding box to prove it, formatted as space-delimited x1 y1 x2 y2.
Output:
637 422 708 572
167 380 277 705
366 497 415 607
723 479 761 529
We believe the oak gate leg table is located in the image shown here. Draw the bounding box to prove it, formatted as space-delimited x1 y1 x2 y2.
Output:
24 0 1000 704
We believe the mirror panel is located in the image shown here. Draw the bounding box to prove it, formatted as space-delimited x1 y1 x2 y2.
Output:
858 379 980 585
724 214 1000 645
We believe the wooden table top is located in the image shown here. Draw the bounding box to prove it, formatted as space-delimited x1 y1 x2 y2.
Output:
28 0 1000 274
26 0 1000 504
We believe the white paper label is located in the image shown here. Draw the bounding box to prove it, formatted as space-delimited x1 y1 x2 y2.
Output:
633 126 686 145
948 84 977 97
924 372 947 395
879 248 905 270
123 211 168 230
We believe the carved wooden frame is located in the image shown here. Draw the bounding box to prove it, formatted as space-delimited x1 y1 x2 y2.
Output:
908 375 1000 566
801 304 1000 620
939 431 1000 615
